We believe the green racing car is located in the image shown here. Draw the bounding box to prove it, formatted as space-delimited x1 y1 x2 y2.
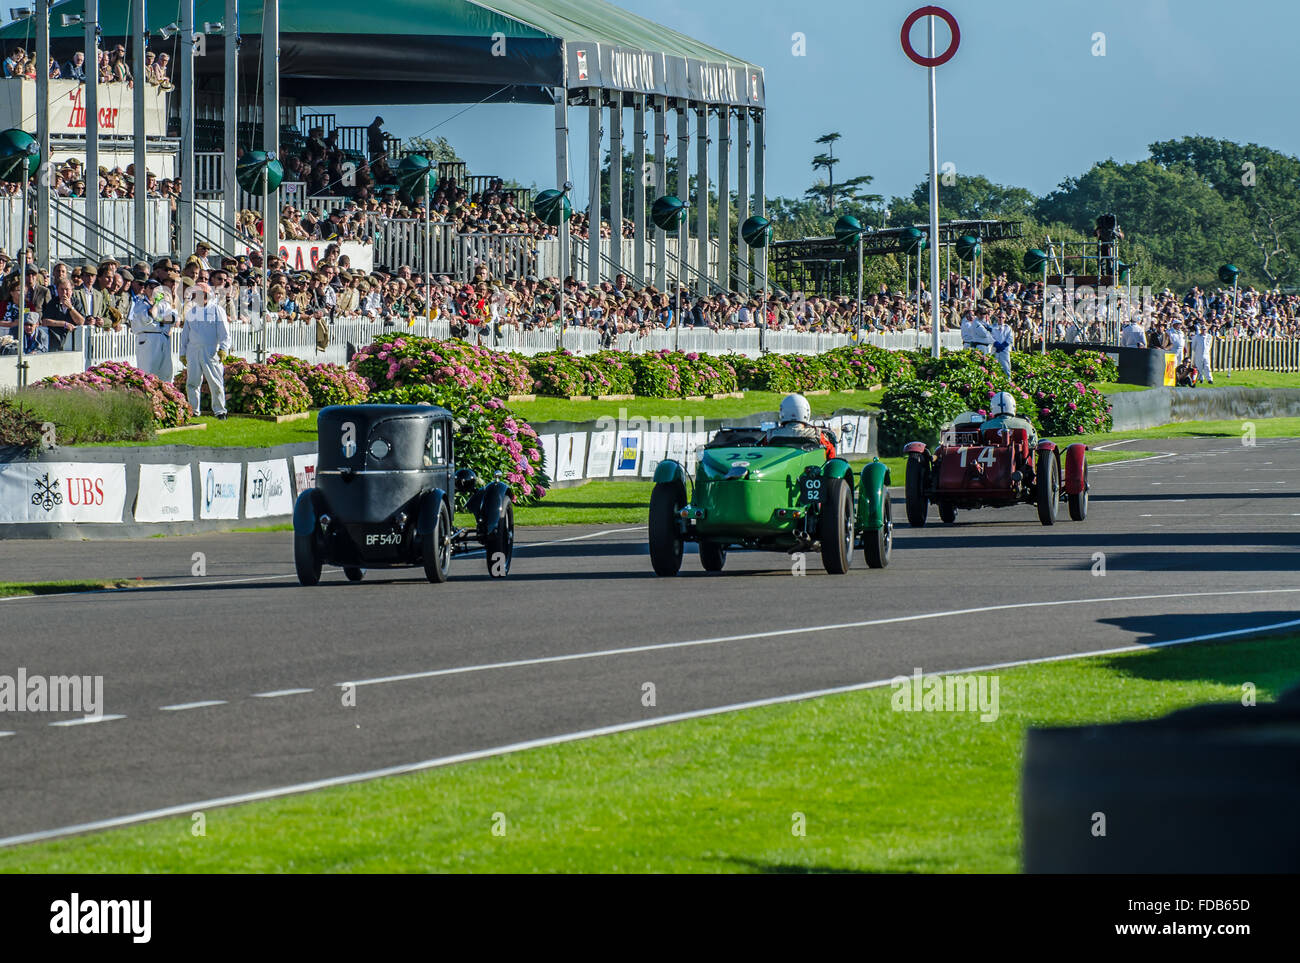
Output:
647 425 894 576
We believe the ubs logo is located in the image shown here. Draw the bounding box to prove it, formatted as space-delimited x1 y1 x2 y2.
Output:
31 473 62 512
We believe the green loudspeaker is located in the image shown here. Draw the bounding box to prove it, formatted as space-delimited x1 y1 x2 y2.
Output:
901 226 926 255
741 215 772 248
1218 264 1240 285
1024 248 1048 273
955 234 980 260
235 151 284 195
651 195 686 231
0 128 39 183
834 214 862 248
396 154 433 200
534 189 573 227
1116 259 1131 281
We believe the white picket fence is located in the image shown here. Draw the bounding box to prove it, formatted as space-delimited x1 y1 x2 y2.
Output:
2 197 172 262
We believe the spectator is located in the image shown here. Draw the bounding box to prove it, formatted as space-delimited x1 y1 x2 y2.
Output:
367 116 387 162
2 46 24 78
64 50 86 81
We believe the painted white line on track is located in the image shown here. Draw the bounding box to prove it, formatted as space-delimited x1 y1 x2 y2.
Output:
336 587 1300 690
252 689 313 699
1092 452 1177 468
6 613 1299 850
0 732 13 738
1093 438 1139 450
48 715 125 728
159 700 227 712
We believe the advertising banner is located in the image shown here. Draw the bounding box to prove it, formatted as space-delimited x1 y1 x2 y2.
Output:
0 462 126 523
292 453 319 495
585 430 617 479
134 463 194 523
554 432 588 482
538 434 558 480
611 431 642 477
640 430 670 477
244 459 294 518
198 462 242 520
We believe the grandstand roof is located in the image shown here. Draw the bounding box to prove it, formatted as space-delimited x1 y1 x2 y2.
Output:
0 0 764 108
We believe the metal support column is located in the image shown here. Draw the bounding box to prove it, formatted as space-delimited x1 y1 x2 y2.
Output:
554 85 569 323
736 108 750 295
36 0 50 268
222 0 238 252
85 1 100 257
675 103 689 294
652 95 666 289
261 0 280 267
694 103 709 292
607 92 622 278
131 0 146 257
177 0 196 256
753 109 766 298
587 96 601 286
717 107 730 291
631 94 645 283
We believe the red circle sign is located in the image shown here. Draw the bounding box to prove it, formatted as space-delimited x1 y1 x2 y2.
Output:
901 6 960 67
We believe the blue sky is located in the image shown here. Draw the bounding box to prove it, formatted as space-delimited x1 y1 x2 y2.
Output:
326 0 1299 209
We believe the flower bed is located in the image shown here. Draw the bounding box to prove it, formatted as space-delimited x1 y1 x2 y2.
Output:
367 383 549 504
39 361 192 427
176 358 312 417
268 355 369 408
351 335 532 397
627 351 739 397
528 350 637 397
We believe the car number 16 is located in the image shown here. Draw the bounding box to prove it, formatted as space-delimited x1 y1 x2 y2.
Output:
959 446 996 467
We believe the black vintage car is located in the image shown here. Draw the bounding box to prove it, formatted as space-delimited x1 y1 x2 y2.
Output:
293 404 515 585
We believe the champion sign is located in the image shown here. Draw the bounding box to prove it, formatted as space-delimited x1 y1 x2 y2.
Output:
0 463 125 523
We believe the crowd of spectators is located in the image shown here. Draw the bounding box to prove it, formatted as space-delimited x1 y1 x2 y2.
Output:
2 43 171 88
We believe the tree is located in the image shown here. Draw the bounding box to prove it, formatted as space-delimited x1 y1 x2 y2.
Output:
404 136 463 166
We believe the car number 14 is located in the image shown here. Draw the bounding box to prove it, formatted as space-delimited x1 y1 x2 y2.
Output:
959 446 996 467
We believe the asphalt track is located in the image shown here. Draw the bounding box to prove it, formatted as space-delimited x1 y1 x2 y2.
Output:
2 436 1299 846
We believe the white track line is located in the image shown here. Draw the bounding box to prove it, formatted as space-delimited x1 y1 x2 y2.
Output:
0 732 13 739
252 689 313 699
337 587 1300 690
159 700 227 712
47 715 125 728
1093 438 1139 450
4 613 1298 850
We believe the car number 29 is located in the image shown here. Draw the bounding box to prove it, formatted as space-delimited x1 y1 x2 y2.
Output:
803 476 822 503
959 446 996 467
366 532 402 546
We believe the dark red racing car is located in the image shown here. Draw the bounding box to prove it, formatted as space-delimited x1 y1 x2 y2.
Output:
903 394 1089 527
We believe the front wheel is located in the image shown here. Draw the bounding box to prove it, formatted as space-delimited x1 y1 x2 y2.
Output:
905 455 928 528
1068 465 1088 521
699 540 727 572
648 482 685 576
1037 450 1060 526
483 501 515 577
343 566 365 582
422 500 452 583
938 500 957 525
819 476 854 575
294 533 321 586
863 491 892 569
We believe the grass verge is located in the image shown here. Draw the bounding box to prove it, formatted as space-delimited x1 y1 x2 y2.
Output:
0 579 146 598
3 634 1293 873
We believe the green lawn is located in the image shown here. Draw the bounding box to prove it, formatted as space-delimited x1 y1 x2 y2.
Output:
93 414 319 449
0 579 146 598
3 634 1293 874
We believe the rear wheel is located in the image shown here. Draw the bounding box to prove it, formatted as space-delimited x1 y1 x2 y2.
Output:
905 455 928 528
343 566 365 582
422 500 452 583
699 540 727 572
1068 465 1089 521
863 490 892 569
1037 450 1060 526
484 501 515 577
938 500 957 525
648 482 685 576
819 477 854 575
294 532 321 586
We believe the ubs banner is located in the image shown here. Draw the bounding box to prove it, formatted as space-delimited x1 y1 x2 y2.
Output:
0 462 127 523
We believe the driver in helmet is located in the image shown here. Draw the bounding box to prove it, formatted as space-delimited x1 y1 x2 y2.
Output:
767 392 837 459
980 391 1037 446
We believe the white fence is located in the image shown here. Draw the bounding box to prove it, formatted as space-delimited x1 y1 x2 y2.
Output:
2 197 171 262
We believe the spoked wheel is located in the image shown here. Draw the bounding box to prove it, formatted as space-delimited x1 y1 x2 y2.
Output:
1037 450 1060 526
819 476 854 575
905 455 928 528
699 540 727 572
938 500 957 525
294 532 322 586
484 501 515 577
422 500 453 583
1068 465 1089 521
343 566 365 582
648 482 685 576
864 490 892 569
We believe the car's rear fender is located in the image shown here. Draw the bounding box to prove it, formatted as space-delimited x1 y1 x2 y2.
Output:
857 459 891 531
904 441 929 456
822 457 853 482
1035 440 1058 454
654 459 689 488
468 480 512 533
293 489 326 536
415 488 452 536
1062 443 1088 494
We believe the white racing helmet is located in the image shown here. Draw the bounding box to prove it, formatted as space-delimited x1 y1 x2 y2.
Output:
990 391 1017 418
779 393 812 425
